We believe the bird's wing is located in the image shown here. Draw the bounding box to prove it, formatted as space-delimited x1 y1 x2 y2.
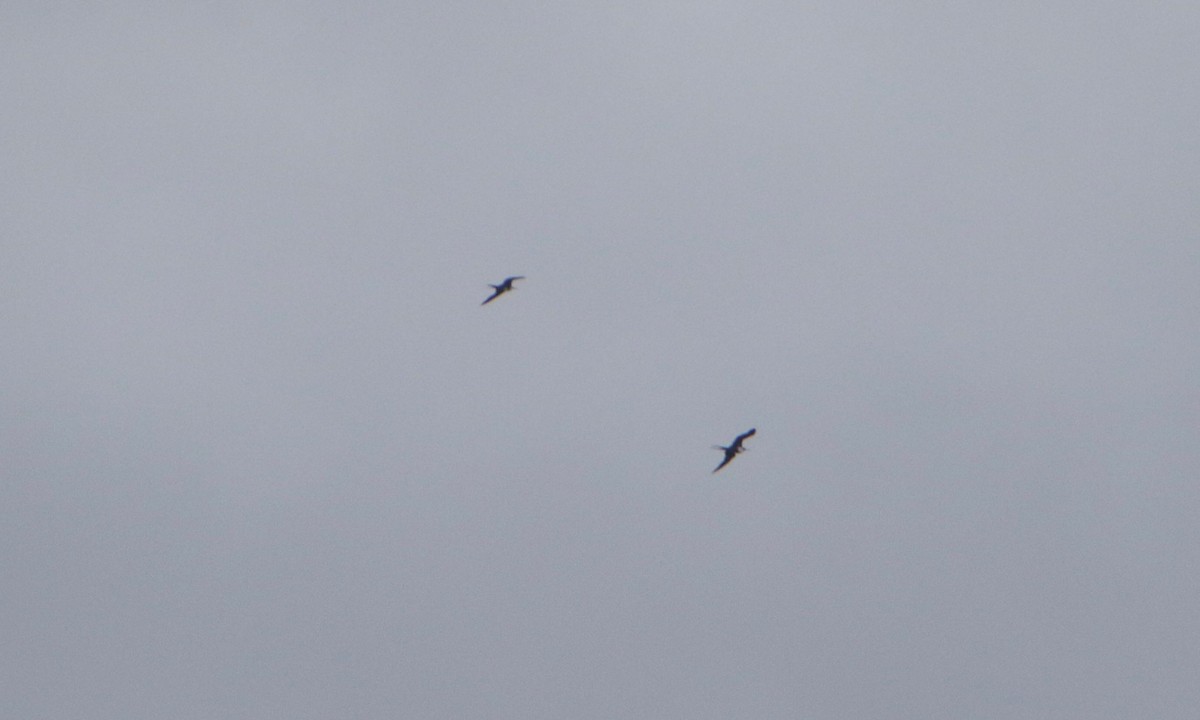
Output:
481 288 503 305
507 276 525 282
712 453 735 473
736 428 757 443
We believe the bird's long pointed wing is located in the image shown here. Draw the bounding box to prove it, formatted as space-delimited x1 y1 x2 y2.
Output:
736 428 757 444
712 454 735 473
481 288 503 305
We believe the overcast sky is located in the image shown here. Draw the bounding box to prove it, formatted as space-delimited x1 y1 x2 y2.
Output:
3 3 1199 718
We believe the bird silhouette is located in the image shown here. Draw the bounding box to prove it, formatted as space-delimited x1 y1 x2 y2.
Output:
712 428 756 473
481 276 525 305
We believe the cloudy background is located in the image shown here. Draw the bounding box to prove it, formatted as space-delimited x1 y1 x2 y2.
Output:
3 3 1198 718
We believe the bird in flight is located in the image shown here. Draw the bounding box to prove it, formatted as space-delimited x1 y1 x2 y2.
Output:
481 276 525 306
712 428 756 473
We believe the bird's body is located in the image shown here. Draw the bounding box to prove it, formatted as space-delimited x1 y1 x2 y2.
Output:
712 428 756 473
481 276 525 305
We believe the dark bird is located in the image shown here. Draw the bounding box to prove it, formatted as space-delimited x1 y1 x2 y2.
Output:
712 428 756 473
481 276 525 306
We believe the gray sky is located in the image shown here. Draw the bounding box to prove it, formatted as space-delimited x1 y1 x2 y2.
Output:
3 3 1199 718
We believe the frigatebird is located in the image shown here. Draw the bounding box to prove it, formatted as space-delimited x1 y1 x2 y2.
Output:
481 276 525 306
712 428 756 473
